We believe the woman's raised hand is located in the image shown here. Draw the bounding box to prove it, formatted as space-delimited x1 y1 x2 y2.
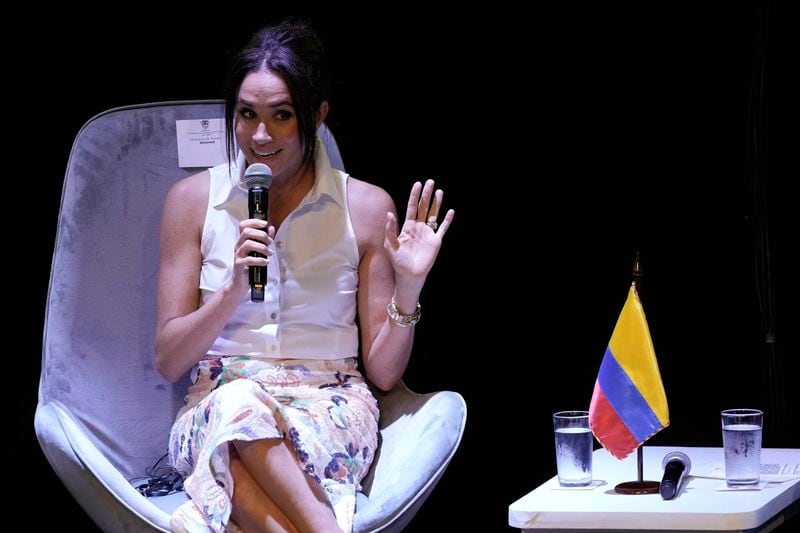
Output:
384 179 455 285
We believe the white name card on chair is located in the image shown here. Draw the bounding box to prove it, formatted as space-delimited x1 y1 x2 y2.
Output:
176 118 228 168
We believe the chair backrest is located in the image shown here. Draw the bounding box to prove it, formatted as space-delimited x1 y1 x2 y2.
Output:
39 101 345 479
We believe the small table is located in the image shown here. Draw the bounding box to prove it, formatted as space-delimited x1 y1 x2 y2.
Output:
509 446 799 532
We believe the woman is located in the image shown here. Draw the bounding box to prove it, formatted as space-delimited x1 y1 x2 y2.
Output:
155 19 454 532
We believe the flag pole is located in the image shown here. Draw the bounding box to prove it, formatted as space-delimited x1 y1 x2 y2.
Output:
633 254 645 484
638 446 644 481
615 253 660 494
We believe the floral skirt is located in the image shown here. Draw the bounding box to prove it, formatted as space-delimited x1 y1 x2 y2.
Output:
168 356 379 532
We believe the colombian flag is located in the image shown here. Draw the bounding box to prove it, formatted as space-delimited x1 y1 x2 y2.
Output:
589 283 669 459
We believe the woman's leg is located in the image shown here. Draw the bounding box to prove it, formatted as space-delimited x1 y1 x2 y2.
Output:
229 448 298 533
233 439 340 533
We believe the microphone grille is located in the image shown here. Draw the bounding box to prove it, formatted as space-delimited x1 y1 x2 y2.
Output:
662 451 691 472
242 163 273 188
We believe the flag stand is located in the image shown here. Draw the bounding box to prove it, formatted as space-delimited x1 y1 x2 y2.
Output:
614 447 659 494
614 257 659 493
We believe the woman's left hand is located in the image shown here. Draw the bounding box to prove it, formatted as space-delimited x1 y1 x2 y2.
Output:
384 179 455 287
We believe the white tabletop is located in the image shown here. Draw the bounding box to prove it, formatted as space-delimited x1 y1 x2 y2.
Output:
509 446 800 531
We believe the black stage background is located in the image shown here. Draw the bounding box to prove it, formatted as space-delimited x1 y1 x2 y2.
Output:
20 3 797 531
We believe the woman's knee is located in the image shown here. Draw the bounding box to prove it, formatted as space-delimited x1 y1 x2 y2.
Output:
212 379 263 410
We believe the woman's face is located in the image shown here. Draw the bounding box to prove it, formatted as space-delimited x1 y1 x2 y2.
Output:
235 70 304 179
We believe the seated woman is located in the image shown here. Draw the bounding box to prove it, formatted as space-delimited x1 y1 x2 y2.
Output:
155 19 455 533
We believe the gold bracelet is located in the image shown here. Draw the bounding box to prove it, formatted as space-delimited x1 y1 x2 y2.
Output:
387 297 421 327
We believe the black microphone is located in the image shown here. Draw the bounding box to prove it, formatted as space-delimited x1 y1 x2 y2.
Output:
660 451 691 500
242 163 273 301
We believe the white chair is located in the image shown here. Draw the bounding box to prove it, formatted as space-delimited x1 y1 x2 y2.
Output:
35 101 466 532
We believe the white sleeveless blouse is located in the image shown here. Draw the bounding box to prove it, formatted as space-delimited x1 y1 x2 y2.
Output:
199 142 360 359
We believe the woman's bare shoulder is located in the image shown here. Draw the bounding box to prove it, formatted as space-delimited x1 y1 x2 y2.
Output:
347 176 395 219
162 169 210 229
166 170 210 204
347 177 395 252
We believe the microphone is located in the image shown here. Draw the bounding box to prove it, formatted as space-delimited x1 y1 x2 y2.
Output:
242 163 273 301
660 451 691 500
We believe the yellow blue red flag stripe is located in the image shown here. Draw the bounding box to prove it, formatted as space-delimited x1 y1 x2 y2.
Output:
589 283 669 459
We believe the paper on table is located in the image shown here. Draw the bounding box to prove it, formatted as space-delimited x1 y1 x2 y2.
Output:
704 462 800 483
760 462 800 481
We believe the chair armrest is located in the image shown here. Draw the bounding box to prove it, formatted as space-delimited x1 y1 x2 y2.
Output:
354 382 466 531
